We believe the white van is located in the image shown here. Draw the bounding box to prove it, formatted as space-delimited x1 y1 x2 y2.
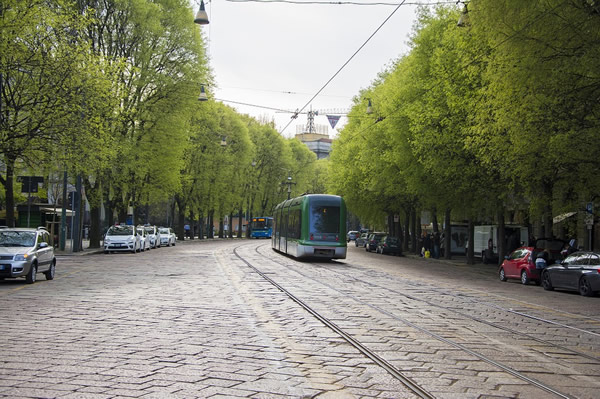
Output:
472 225 529 263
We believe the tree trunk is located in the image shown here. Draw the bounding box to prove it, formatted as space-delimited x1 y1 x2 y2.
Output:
497 207 505 266
444 208 451 260
208 210 214 238
177 205 185 241
3 157 16 226
467 219 475 264
89 205 101 248
403 208 410 252
237 207 243 238
410 207 417 254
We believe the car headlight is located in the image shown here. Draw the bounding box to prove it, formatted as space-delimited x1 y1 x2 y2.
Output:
104 237 111 244
128 237 135 242
14 254 29 261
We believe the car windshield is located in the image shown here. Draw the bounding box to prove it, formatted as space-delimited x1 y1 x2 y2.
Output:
107 226 134 236
159 228 169 234
144 227 154 233
386 237 399 244
0 231 36 247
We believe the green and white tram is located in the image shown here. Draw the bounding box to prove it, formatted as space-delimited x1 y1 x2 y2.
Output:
272 194 347 259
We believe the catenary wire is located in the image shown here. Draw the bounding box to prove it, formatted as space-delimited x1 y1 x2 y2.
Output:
280 0 409 134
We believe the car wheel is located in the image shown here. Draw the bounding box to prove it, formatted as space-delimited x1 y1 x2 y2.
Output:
521 270 530 285
26 263 37 284
579 276 595 297
104 250 109 254
541 271 553 291
499 267 507 282
44 260 56 281
131 243 136 254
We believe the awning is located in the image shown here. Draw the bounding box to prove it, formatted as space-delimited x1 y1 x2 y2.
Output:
553 212 577 224
40 207 75 216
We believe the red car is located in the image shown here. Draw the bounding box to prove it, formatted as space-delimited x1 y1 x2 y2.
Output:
499 238 565 285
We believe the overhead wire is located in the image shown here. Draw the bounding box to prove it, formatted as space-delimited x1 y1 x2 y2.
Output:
225 0 454 5
279 0 409 134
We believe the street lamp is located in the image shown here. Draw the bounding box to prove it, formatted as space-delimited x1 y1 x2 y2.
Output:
194 0 209 25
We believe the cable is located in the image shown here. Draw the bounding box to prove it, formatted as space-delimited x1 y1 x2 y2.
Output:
225 0 454 5
280 0 409 134
216 98 297 113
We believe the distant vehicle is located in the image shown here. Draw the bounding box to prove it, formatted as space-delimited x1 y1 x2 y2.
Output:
144 225 160 248
251 217 273 239
272 194 346 259
355 232 369 247
346 230 359 242
542 251 600 296
104 225 140 254
365 232 386 252
136 226 151 252
0 227 56 284
499 238 565 285
376 235 401 255
158 227 176 247
471 225 528 263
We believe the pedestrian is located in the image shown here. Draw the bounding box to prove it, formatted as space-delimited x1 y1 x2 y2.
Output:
184 224 190 239
535 250 549 269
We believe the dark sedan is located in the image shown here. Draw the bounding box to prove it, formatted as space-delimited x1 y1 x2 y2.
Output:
376 236 401 255
365 232 386 252
541 251 600 296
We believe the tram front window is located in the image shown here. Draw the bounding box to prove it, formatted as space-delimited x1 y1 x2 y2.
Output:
309 205 340 241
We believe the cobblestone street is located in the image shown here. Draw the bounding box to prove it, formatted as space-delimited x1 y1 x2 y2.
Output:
1 239 599 398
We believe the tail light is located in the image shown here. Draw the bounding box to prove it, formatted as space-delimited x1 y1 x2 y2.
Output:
335 236 339 241
310 234 314 240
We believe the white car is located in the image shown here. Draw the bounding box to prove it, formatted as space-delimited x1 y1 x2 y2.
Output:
104 225 140 253
144 225 160 249
136 226 151 252
159 227 176 246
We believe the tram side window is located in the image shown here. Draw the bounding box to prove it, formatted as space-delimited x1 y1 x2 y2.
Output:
288 209 301 239
310 205 340 234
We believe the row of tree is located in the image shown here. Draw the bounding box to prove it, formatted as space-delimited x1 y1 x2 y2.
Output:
328 1 600 262
0 0 323 247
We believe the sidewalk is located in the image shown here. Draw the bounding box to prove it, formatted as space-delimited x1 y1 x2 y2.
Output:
54 239 104 256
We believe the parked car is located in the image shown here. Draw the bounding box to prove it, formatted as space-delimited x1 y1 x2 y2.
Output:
144 225 160 249
159 227 176 246
104 225 140 254
365 232 386 252
355 232 369 247
347 230 359 242
376 235 401 255
0 227 56 284
541 251 600 296
498 238 565 285
136 226 151 252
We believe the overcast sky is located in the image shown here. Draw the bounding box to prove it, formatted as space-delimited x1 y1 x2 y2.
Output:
195 0 448 138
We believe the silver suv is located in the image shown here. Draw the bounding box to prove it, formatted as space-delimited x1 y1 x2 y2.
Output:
0 227 56 284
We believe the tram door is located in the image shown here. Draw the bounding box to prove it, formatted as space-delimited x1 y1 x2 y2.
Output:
283 206 289 254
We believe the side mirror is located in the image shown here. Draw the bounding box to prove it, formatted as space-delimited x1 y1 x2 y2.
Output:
39 242 49 249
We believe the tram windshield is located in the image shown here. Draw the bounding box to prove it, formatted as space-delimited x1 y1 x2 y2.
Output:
309 202 340 241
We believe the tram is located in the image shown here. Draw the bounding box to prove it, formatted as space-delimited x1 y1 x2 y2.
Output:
250 216 273 238
272 194 347 259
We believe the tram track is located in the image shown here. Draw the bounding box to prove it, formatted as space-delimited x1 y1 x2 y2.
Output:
293 256 600 363
232 242 600 398
232 244 435 399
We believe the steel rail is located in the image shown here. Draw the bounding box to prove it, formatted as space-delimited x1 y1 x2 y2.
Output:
232 246 434 399
252 245 576 399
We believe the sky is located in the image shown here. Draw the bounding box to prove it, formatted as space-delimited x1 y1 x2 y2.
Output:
195 0 450 138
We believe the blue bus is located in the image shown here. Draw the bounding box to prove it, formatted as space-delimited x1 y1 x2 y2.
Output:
251 217 273 239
